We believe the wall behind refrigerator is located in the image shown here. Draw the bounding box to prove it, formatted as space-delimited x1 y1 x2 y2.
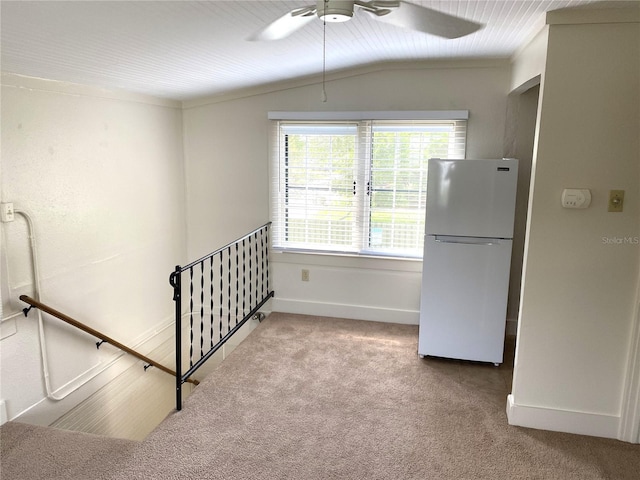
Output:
182 60 512 324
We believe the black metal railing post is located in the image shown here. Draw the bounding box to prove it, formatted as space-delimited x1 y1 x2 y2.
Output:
171 265 183 411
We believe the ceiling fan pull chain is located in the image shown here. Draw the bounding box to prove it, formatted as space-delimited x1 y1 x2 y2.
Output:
322 2 328 103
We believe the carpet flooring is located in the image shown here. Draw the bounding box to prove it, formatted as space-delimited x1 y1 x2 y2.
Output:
0 421 137 479
2 312 640 479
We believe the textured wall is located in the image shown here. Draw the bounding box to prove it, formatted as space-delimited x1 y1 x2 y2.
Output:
0 75 186 424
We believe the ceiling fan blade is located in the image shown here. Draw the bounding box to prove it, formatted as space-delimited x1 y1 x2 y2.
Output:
247 7 316 41
368 1 482 39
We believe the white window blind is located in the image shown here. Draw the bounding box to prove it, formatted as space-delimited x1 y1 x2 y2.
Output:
270 114 467 258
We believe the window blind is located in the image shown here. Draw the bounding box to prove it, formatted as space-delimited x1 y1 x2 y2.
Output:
270 114 467 258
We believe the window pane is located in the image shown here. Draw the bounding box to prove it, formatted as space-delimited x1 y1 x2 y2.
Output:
280 123 358 251
368 122 461 255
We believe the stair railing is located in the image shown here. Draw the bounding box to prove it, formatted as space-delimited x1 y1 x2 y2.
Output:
19 295 199 386
170 222 274 411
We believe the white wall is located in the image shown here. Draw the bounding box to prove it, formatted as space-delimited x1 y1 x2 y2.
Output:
501 26 549 334
182 61 511 324
503 83 539 332
0 74 186 424
509 26 548 93
507 8 640 440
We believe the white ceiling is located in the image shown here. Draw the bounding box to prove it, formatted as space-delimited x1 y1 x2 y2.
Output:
0 0 622 101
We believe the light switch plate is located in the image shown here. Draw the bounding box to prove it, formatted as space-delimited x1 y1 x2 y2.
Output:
608 190 624 212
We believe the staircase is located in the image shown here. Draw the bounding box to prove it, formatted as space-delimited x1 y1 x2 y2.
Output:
50 335 194 441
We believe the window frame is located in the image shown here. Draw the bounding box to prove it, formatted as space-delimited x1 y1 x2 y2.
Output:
269 111 468 259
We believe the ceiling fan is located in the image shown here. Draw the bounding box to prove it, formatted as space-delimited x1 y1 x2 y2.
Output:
248 0 483 41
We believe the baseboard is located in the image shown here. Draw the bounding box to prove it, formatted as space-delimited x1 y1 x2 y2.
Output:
506 394 620 440
13 318 174 427
272 298 419 325
0 400 7 425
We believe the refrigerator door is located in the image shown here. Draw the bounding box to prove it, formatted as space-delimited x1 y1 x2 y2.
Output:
418 235 513 364
425 158 518 238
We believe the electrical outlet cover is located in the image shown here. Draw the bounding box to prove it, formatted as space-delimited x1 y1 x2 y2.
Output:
1 203 15 222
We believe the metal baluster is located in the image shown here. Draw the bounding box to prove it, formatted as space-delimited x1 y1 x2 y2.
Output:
266 226 270 294
200 261 204 359
255 232 259 306
189 267 194 368
219 251 223 341
210 256 214 349
235 243 239 325
242 239 246 317
249 235 253 309
260 229 265 299
227 246 231 332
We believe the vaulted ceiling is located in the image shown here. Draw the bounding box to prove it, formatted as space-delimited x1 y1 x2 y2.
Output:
0 1 618 101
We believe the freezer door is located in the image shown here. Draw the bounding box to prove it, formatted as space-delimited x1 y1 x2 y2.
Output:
418 235 513 364
425 158 518 238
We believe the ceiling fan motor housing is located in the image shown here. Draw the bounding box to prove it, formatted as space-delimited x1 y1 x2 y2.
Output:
317 0 355 22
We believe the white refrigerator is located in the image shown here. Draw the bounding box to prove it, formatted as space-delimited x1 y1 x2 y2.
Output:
418 158 518 365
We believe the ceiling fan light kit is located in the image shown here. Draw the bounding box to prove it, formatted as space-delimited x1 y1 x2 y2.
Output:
318 0 354 22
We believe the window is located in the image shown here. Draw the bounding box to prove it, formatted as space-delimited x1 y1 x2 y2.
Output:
270 112 467 258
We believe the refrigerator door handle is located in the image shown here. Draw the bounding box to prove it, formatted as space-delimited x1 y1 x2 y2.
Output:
434 235 501 246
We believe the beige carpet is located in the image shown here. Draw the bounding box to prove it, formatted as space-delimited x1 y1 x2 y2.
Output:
3 312 640 479
111 313 639 479
0 421 137 479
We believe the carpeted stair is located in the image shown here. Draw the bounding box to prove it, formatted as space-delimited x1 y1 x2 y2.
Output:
0 422 137 480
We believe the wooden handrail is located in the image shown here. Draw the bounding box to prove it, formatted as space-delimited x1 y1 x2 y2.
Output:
19 295 199 386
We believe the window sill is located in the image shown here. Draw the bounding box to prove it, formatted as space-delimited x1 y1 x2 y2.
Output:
271 249 423 273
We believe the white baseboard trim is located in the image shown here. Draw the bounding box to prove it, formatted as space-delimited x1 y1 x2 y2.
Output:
272 298 419 325
13 318 174 427
0 400 7 425
506 394 620 440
